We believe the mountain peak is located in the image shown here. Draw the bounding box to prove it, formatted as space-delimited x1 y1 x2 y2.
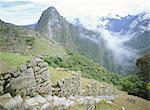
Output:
43 6 60 18
35 6 62 31
46 6 58 14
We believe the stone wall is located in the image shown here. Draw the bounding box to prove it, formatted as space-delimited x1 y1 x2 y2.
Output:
0 93 115 110
52 72 82 97
84 80 118 96
0 57 52 97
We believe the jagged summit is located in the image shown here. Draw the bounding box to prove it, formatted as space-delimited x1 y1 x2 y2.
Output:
46 6 59 13
35 6 66 38
36 6 61 27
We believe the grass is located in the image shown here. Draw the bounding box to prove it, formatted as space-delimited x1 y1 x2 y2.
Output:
0 52 32 73
68 104 86 110
68 101 123 110
95 101 122 110
49 67 73 83
113 94 150 110
30 38 67 57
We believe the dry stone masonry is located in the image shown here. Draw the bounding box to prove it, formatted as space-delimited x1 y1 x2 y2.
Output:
0 93 115 110
0 56 122 110
0 57 52 97
52 72 82 97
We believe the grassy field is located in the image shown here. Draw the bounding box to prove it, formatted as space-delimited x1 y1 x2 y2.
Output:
0 52 32 73
49 67 73 82
95 101 122 110
114 94 150 110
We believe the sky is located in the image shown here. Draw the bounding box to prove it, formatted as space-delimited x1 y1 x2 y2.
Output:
0 0 150 25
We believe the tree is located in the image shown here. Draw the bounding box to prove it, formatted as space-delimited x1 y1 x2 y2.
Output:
136 54 150 80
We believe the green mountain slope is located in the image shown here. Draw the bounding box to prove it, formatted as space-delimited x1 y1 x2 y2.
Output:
0 19 66 57
35 7 120 74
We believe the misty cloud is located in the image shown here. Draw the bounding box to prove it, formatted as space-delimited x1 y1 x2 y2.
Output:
99 28 138 65
69 17 139 66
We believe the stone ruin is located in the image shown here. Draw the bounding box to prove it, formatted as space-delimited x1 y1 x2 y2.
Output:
85 81 118 96
0 56 120 110
0 56 52 97
52 72 82 97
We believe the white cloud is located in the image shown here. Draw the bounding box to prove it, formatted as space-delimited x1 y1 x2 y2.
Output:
0 0 150 25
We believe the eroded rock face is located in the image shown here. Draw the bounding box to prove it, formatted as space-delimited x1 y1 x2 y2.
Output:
0 57 52 97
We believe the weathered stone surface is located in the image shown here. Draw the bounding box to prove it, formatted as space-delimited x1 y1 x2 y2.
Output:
4 95 23 110
10 71 21 78
27 59 37 67
20 64 27 72
0 93 13 106
10 68 36 89
34 58 43 63
0 57 52 97
52 72 82 97
32 95 47 104
0 80 5 85
0 105 7 110
85 81 118 96
0 86 4 95
3 73 11 80
38 62 49 68
40 102 52 110
33 66 41 72
38 81 52 95
36 67 48 75
0 93 115 110
23 95 47 110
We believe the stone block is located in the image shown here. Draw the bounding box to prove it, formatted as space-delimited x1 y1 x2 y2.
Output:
20 64 27 72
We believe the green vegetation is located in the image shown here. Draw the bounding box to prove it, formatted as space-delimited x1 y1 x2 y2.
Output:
25 37 35 46
136 54 150 80
29 37 67 57
44 50 149 100
120 74 146 99
0 20 66 57
45 50 122 84
68 104 86 110
0 52 32 73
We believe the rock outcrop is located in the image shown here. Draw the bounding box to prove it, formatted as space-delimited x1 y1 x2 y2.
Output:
0 57 52 97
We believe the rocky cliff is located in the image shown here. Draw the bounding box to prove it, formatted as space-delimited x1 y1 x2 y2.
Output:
35 7 117 74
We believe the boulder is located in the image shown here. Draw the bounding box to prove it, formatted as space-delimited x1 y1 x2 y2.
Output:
4 95 23 110
0 93 13 105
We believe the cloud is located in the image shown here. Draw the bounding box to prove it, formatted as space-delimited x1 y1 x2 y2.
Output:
0 0 50 25
50 0 150 17
0 0 150 25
